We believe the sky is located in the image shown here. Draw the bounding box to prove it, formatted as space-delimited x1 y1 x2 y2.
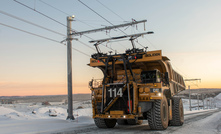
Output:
0 0 221 96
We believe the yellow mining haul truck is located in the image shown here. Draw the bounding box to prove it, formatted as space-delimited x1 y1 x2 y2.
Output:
88 32 185 130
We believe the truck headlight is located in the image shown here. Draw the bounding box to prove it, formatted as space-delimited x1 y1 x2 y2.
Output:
150 88 161 92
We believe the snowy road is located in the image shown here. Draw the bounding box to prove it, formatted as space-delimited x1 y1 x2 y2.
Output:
53 109 221 134
1 97 221 134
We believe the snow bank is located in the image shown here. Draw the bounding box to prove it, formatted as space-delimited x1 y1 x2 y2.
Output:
215 93 221 100
74 108 92 117
0 106 18 115
214 93 221 108
0 106 31 120
35 106 67 119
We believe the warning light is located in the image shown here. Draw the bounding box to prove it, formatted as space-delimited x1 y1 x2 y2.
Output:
135 56 137 59
98 60 100 63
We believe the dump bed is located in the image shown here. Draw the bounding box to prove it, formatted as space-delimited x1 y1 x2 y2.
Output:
89 50 185 94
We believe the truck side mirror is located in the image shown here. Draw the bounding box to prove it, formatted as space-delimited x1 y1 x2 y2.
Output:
89 79 93 88
165 72 169 85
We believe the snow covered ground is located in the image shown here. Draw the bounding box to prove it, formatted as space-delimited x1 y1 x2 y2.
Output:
0 100 94 134
173 110 221 134
0 93 221 134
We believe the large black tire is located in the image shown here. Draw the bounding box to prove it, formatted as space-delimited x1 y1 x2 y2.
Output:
147 96 169 130
117 119 127 125
170 97 184 126
127 119 143 125
94 118 117 128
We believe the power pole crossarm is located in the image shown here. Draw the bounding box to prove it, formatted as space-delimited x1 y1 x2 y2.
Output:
184 79 201 81
89 31 153 44
71 20 147 36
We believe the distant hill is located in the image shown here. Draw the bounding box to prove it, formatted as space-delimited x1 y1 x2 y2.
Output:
1 88 221 103
0 94 91 103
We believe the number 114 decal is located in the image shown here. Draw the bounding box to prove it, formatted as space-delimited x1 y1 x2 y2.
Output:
108 88 123 97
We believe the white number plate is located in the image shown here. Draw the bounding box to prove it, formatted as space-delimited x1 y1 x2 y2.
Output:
108 88 123 98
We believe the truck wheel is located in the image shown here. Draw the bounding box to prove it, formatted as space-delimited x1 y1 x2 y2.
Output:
127 119 143 125
117 119 127 125
147 96 169 130
94 118 117 128
170 97 184 126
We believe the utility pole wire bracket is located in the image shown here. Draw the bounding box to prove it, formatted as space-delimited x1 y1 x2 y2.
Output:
71 20 147 36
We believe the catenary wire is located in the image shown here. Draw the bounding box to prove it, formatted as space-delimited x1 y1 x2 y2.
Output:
77 0 129 50
96 0 125 21
0 22 63 44
14 0 96 51
39 0 69 16
15 0 195 85
15 0 115 53
41 0 196 86
0 22 90 57
95 1 148 49
0 10 66 37
78 0 128 36
0 9 95 51
97 1 156 50
38 0 95 29
78 0 192 82
14 0 67 28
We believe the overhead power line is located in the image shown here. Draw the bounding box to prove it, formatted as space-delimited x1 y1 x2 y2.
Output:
71 47 90 57
14 0 96 52
14 0 67 27
14 0 112 52
93 1 149 49
0 9 95 52
0 10 66 37
0 22 90 57
39 0 69 16
79 0 190 81
38 0 95 29
144 37 158 49
77 40 95 51
0 22 63 44
78 0 128 36
96 0 125 21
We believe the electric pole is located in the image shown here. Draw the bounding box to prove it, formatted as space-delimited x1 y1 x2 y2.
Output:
66 15 75 120
202 94 205 110
188 85 192 111
206 95 209 109
197 94 199 110
185 78 201 111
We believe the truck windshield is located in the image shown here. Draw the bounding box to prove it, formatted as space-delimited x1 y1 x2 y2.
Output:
141 70 161 83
